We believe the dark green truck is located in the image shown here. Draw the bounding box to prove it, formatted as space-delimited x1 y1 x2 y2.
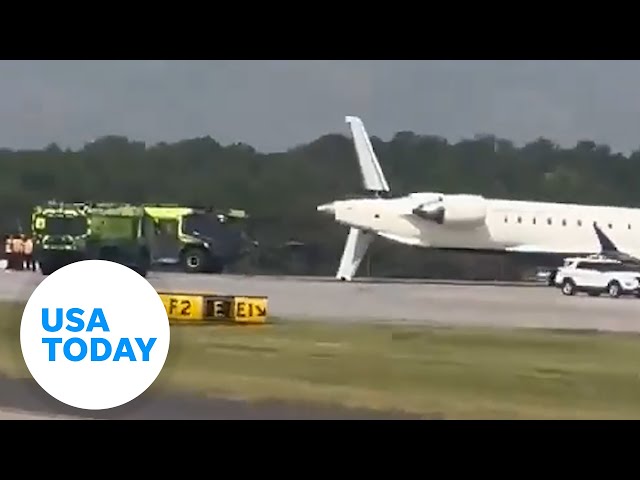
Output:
31 201 255 276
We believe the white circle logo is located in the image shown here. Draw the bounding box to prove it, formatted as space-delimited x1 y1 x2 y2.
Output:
19 260 171 410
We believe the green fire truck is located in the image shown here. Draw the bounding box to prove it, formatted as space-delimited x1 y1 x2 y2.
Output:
31 201 151 276
31 201 254 276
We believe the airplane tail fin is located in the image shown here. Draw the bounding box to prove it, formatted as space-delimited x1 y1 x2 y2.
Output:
345 116 391 195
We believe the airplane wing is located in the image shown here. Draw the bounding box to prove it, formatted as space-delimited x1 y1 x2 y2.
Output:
592 222 640 265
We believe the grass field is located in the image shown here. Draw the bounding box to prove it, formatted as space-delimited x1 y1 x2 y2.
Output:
3 301 640 419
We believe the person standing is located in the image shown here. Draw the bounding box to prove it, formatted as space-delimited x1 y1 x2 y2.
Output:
23 236 35 271
11 235 23 271
4 235 12 270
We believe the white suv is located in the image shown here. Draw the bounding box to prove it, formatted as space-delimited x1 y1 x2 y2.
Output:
554 256 640 298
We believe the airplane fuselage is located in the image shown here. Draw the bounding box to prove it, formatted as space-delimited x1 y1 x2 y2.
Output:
318 115 640 282
320 192 640 259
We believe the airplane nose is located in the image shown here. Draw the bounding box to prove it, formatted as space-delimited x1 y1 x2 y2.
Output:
317 202 335 215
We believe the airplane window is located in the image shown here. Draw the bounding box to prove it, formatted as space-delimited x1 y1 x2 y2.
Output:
608 223 612 229
374 214 380 219
562 219 566 226
504 216 508 223
517 216 522 223
629 224 632 230
577 220 582 226
547 218 552 225
532 217 536 225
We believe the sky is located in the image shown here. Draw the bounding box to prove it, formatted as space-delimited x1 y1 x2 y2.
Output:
0 60 639 154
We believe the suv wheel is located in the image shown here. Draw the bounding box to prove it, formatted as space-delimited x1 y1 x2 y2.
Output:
561 279 575 296
608 281 622 298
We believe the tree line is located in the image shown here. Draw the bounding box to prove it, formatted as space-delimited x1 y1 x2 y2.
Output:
1 131 638 280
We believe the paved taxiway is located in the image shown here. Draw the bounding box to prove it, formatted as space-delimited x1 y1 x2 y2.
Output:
2 270 640 419
1 270 639 332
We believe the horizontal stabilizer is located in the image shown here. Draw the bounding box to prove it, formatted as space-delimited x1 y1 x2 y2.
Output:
345 116 390 194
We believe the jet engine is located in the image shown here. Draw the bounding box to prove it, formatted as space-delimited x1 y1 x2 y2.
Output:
412 194 487 228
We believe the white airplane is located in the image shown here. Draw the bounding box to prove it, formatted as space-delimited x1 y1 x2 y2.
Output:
317 115 640 281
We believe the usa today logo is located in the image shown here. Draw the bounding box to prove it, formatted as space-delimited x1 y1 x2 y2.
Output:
20 260 171 410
